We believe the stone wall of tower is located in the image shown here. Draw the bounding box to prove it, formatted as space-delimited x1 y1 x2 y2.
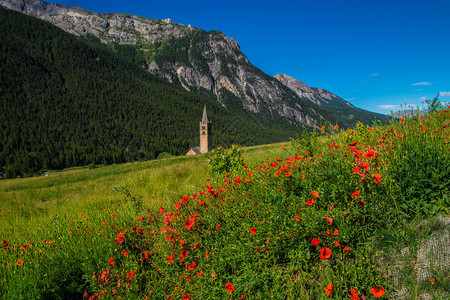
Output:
199 121 211 154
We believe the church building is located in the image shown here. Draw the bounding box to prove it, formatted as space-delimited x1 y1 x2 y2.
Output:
186 105 211 156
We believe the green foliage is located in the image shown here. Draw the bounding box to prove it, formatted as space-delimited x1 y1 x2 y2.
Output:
208 145 245 174
424 94 445 112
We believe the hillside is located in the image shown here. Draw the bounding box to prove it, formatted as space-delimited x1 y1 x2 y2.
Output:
1 0 339 128
0 6 303 178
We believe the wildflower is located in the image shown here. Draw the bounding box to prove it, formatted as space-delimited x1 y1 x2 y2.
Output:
111 213 116 218
109 257 115 265
400 117 405 124
225 282 235 294
334 229 339 236
325 215 333 225
351 191 360 198
325 283 333 296
350 289 360 300
372 173 382 183
195 242 200 249
249 228 256 235
335 240 340 247
167 255 174 264
184 218 195 230
370 286 385 297
121 250 128 257
294 215 301 222
429 278 435 285
319 247 332 260
344 246 351 252
321 125 326 131
180 250 188 258
115 233 125 244
305 198 316 206
216 225 221 230
127 270 136 280
240 294 247 299
311 191 319 198
334 124 339 130
182 294 191 300
311 238 321 246
16 259 23 266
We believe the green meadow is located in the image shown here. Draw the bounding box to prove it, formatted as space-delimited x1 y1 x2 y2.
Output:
1 109 449 299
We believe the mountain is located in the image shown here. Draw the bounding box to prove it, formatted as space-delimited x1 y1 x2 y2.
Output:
274 74 354 107
0 0 339 128
274 74 390 127
0 5 304 178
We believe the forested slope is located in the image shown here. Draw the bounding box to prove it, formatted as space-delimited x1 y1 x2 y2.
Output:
0 7 298 178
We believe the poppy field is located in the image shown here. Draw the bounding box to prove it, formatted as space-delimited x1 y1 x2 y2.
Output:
1 107 449 299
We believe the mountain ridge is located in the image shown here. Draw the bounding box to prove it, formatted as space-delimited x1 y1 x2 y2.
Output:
0 0 348 128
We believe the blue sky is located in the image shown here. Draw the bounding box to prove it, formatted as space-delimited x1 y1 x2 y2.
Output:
52 0 449 114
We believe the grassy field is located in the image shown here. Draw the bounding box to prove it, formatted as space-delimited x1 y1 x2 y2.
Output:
0 143 286 239
1 109 449 299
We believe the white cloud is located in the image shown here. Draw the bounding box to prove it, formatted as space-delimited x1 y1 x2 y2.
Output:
378 104 401 110
413 89 423 92
411 82 434 86
439 91 450 97
345 98 358 101
368 73 378 77
420 96 427 102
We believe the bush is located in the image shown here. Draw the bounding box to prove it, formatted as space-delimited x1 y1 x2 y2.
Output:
208 144 245 175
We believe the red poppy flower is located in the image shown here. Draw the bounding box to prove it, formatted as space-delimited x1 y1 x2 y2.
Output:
16 259 23 266
311 238 321 246
370 286 385 297
351 191 360 198
184 218 195 230
305 198 316 206
311 191 319 198
350 289 360 300
216 225 221 230
334 124 339 130
240 294 247 299
334 229 339 236
182 294 191 300
325 283 333 296
109 257 115 265
319 247 332 260
325 216 333 225
225 282 235 294
294 215 301 222
115 233 125 244
372 173 382 183
249 228 256 235
344 246 351 252
321 125 326 131
121 250 128 257
335 240 340 247
195 242 200 249
180 250 188 258
167 255 174 264
429 278 435 284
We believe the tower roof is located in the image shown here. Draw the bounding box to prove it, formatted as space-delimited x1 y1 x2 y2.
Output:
201 105 209 124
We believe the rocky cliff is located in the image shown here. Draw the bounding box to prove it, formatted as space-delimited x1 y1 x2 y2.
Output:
274 74 354 107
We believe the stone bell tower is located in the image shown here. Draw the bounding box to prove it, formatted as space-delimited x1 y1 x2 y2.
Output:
199 105 211 154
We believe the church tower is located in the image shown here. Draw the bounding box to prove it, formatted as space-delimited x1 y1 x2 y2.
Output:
199 105 211 154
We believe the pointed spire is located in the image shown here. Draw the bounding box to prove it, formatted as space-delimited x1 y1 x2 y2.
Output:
201 105 209 124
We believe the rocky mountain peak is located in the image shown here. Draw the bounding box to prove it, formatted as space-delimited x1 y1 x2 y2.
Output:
274 73 354 108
